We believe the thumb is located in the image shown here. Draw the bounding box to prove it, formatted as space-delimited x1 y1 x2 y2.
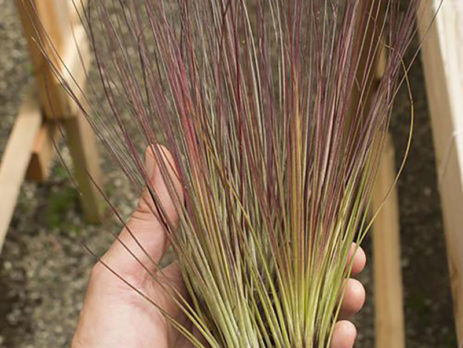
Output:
102 145 183 276
132 144 183 230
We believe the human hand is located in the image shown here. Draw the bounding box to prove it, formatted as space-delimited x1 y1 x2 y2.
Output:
71 146 366 348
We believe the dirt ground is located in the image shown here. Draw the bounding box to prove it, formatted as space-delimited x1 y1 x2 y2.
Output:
0 0 458 347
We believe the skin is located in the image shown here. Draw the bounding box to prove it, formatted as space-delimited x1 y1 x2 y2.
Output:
72 146 367 348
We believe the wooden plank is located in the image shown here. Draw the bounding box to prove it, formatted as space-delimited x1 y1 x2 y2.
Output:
16 0 103 223
15 0 90 119
15 0 72 118
417 0 463 342
63 113 103 223
26 123 59 182
0 87 42 251
372 136 405 348
15 0 72 71
58 24 91 116
15 1 90 116
59 25 103 222
68 0 88 26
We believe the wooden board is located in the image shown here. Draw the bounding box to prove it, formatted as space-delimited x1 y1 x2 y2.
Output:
372 136 405 348
15 0 103 223
63 113 103 224
15 0 72 118
0 87 42 251
58 24 91 117
15 0 91 119
68 0 88 25
417 0 463 342
26 123 59 182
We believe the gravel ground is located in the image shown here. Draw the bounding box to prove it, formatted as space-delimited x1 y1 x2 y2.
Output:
0 1 457 347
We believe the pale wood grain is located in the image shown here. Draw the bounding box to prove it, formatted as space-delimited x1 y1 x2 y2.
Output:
15 0 90 119
26 123 59 182
68 0 88 26
372 136 405 348
63 113 103 223
15 0 72 118
418 0 463 342
0 87 42 250
15 0 103 222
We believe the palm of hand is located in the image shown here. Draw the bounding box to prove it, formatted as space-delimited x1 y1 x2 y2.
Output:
72 147 366 348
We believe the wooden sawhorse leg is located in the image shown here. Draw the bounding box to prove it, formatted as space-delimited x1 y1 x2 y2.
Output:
0 87 42 250
14 0 103 224
372 136 406 348
418 1 463 343
62 114 103 223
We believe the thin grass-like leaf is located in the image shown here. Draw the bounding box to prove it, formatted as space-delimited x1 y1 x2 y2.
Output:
28 0 427 346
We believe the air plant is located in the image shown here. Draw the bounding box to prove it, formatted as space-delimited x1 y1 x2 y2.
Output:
32 0 421 347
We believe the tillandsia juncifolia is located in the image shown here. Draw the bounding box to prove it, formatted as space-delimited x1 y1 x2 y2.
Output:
29 0 426 347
